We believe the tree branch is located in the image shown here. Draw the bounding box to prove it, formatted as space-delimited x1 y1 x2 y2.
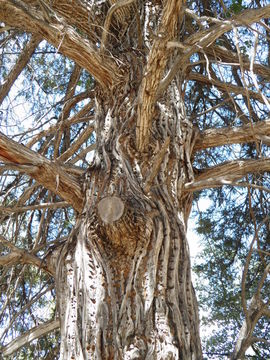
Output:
159 5 270 94
1 319 60 357
0 132 84 212
0 201 69 214
0 0 123 89
136 0 185 151
185 158 270 192
0 235 54 275
194 119 270 152
53 64 81 159
101 0 136 52
26 100 94 149
0 34 41 106
1 284 54 343
205 45 270 80
188 72 266 103
57 125 94 162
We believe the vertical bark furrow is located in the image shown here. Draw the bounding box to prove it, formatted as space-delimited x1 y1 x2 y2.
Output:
56 77 202 358
57 194 201 358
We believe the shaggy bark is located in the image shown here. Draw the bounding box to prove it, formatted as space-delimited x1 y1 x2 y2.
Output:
54 80 202 359
1 1 270 358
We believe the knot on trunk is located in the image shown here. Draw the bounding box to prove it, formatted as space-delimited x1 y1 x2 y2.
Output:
96 197 151 261
97 196 125 224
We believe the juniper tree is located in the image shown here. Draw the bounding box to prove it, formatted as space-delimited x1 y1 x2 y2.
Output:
0 1 270 359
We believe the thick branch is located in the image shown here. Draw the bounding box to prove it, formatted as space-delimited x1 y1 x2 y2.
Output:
194 119 270 151
0 34 40 106
0 132 83 212
0 0 123 89
136 0 184 151
185 158 270 192
1 319 60 357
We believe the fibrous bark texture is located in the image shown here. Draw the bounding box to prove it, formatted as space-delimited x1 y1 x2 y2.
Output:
56 80 202 359
2 0 269 358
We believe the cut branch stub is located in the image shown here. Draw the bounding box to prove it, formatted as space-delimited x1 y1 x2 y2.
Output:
97 196 125 224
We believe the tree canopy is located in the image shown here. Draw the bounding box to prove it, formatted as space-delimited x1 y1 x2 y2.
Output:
0 0 270 359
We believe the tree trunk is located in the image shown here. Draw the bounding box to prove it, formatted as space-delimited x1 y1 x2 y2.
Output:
55 81 202 359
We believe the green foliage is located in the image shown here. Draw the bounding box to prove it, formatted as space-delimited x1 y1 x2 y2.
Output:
229 0 244 14
5 331 60 360
192 182 270 358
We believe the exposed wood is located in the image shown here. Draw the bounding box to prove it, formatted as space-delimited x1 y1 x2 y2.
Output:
1 319 60 356
0 132 84 212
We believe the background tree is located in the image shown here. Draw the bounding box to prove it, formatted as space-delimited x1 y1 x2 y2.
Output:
0 0 270 359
